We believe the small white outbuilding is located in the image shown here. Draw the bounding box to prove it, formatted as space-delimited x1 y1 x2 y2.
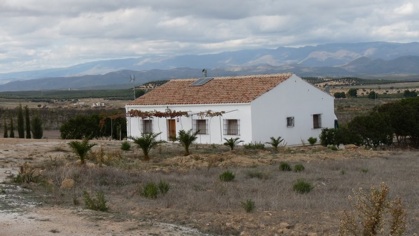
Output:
125 73 336 146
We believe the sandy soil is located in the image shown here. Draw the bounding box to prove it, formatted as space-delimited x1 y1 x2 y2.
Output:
0 138 209 236
0 137 412 235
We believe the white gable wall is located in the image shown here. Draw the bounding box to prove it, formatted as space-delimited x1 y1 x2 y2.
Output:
251 74 335 146
126 104 253 144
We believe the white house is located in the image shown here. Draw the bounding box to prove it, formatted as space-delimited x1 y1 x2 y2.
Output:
125 73 337 146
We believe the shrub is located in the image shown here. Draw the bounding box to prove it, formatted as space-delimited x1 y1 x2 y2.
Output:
60 114 101 139
294 164 305 172
279 162 292 171
293 179 313 194
243 142 265 150
223 137 243 151
83 191 108 211
132 132 164 161
241 199 255 213
13 163 41 184
158 180 170 195
320 128 338 146
120 141 131 151
219 171 235 182
266 136 284 151
339 183 406 236
142 182 159 199
308 137 317 145
177 129 199 156
68 138 96 165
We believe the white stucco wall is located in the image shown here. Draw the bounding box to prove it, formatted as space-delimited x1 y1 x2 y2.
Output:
125 104 253 144
251 74 336 146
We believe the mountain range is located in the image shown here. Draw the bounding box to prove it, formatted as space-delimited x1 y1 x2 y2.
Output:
1 41 419 91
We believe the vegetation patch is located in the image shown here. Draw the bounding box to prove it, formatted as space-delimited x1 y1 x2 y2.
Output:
293 179 313 194
83 191 108 212
279 162 292 171
219 170 235 182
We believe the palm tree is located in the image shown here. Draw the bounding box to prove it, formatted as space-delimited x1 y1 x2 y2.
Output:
266 136 284 152
132 132 163 161
68 138 96 164
224 137 243 151
178 129 199 156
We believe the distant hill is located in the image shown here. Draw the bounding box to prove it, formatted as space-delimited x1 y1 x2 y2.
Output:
1 42 419 91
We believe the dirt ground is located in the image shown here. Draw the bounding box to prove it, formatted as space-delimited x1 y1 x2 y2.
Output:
1 137 418 235
0 138 211 236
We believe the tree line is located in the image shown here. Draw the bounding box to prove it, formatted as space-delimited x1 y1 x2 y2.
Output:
321 96 419 148
2 105 43 139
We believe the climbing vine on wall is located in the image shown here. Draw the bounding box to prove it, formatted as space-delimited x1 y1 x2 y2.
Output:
128 109 225 118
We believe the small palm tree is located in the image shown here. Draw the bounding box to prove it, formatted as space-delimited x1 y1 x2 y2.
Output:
224 137 243 151
178 129 199 156
266 136 284 152
132 132 163 161
68 138 96 164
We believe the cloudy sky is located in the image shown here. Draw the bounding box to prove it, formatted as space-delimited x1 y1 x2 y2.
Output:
0 0 418 73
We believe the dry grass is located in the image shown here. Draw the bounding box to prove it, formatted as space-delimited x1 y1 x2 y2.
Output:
18 142 419 235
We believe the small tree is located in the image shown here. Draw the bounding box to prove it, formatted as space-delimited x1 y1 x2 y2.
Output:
368 91 378 99
68 138 96 165
3 118 8 138
178 129 199 156
132 132 164 161
334 92 346 98
9 117 15 138
31 115 43 139
17 104 24 138
266 136 284 151
25 106 31 139
224 137 243 151
348 88 358 98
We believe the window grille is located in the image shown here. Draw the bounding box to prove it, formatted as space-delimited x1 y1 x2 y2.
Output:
223 119 240 135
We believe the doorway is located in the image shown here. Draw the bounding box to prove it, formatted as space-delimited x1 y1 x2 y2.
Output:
167 119 176 141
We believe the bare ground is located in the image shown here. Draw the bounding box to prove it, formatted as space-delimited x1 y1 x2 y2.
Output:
1 137 419 235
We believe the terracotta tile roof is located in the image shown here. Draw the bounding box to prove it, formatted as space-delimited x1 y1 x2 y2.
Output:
129 73 293 105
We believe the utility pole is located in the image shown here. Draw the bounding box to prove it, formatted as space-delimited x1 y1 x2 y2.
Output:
130 75 136 100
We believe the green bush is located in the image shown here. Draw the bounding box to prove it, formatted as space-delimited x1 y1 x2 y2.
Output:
293 179 313 194
279 162 292 171
158 180 170 195
294 164 305 172
121 141 131 151
243 142 265 150
142 182 159 199
219 171 235 182
223 137 243 151
241 199 255 213
266 136 284 151
307 137 317 145
83 191 108 211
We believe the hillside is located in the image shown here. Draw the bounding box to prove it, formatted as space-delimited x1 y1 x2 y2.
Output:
1 42 419 91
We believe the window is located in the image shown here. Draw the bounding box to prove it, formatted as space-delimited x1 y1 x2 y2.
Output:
224 119 240 135
313 114 322 129
286 117 294 127
193 119 208 134
142 119 153 134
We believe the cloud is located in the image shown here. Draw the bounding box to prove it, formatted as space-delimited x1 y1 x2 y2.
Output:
0 0 418 73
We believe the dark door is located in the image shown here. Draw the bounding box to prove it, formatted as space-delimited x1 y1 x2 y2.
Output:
167 119 176 141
